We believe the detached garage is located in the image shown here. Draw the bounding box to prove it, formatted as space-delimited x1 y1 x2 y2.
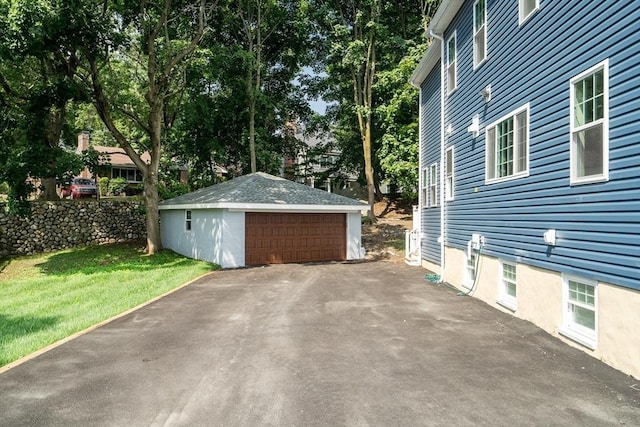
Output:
159 172 366 268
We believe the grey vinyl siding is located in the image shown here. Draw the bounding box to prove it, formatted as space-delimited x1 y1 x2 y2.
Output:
420 63 442 266
436 0 640 290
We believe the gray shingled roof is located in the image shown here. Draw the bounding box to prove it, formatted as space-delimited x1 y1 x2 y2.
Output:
159 172 366 207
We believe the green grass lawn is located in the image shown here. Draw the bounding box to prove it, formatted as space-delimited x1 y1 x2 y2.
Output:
0 242 218 367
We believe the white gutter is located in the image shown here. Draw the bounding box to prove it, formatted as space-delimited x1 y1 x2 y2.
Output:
429 29 446 284
158 202 366 212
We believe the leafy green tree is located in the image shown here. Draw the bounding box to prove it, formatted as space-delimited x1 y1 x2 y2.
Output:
376 44 427 199
231 0 311 173
166 0 313 181
79 0 215 254
310 0 438 215
0 0 88 210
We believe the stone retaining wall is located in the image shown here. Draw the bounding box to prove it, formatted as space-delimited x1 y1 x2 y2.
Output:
0 200 146 257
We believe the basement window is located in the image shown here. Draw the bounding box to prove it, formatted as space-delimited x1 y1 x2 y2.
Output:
497 261 517 311
560 275 598 349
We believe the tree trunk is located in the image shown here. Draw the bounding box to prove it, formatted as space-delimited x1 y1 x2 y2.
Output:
39 177 58 200
363 117 375 218
145 101 163 254
249 89 257 173
41 104 66 200
355 6 378 220
143 172 162 254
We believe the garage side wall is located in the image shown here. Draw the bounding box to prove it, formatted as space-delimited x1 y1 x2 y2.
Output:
346 212 363 260
160 209 223 265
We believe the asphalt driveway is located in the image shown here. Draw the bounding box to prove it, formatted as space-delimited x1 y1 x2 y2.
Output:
1 261 638 426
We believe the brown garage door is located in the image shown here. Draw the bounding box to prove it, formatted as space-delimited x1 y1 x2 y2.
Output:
245 212 346 265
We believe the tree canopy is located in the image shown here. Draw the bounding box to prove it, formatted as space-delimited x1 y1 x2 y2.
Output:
0 0 440 239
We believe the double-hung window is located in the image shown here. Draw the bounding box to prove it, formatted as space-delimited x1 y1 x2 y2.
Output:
498 261 517 311
486 104 529 183
570 60 609 184
473 0 487 68
446 32 457 93
560 275 598 349
185 210 192 231
519 0 539 25
429 163 438 207
445 147 454 201
421 168 429 208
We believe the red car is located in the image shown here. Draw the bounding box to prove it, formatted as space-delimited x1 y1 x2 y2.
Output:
60 178 97 199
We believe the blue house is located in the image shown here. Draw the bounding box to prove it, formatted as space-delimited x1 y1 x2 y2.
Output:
410 0 639 378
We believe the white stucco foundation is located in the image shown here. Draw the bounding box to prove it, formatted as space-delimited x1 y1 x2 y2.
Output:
440 245 640 379
420 258 441 276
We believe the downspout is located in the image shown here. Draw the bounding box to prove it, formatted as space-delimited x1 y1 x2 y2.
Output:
429 29 446 284
417 85 423 263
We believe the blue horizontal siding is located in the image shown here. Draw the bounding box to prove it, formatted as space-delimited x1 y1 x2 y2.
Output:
433 0 640 290
420 63 442 266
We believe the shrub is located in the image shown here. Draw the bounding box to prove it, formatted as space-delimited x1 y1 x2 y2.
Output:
0 182 9 194
98 177 109 197
108 177 128 196
158 182 190 200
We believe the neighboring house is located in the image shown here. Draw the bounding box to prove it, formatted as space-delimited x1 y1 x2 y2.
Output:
76 132 151 187
288 128 358 193
410 0 639 378
159 172 366 268
77 132 191 188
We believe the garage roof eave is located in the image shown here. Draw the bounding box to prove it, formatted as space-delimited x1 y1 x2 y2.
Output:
158 202 367 212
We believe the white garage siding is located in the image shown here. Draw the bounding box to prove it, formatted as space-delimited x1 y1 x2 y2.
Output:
221 210 244 268
346 211 363 260
160 209 223 265
160 209 245 268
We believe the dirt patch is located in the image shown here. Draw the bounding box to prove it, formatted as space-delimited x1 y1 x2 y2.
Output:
362 198 415 263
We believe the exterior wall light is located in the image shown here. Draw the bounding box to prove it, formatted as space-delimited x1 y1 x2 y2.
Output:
480 85 492 103
467 115 480 137
446 124 453 136
543 229 557 246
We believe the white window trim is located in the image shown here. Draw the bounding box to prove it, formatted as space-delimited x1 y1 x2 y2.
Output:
485 103 530 184
497 260 517 311
185 210 192 232
421 167 428 208
429 163 438 207
445 146 454 201
518 0 539 26
473 0 487 69
559 274 598 349
446 31 457 94
569 59 609 185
